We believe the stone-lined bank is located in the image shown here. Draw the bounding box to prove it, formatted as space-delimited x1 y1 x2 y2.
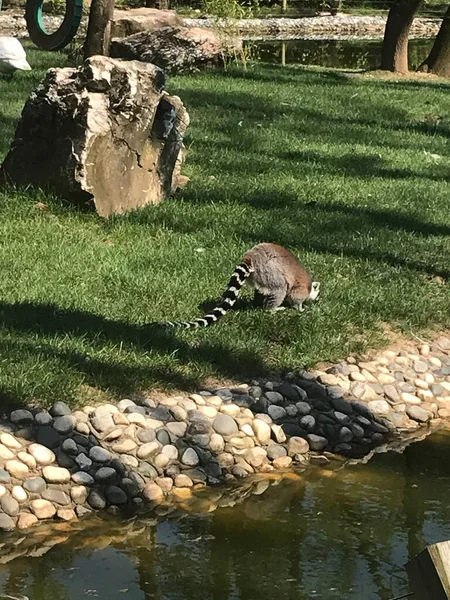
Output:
0 335 448 532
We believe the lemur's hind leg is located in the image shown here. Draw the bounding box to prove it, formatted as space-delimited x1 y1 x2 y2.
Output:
258 288 286 311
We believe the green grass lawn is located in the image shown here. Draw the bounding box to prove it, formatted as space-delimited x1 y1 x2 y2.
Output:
0 48 449 408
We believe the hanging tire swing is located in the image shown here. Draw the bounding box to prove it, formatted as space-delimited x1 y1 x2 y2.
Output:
25 0 83 50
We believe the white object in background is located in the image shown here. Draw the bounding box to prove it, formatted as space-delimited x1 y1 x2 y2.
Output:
0 37 32 75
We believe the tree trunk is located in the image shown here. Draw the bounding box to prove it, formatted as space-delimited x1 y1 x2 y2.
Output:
419 5 450 76
83 0 116 60
381 0 423 73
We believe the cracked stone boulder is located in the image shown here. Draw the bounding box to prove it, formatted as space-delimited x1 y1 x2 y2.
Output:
112 8 184 38
0 55 190 217
110 26 243 75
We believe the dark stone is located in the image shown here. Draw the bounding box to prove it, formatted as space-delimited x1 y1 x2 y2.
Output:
88 490 106 510
187 419 211 436
233 395 254 408
15 426 34 440
37 425 61 449
56 450 75 469
53 415 75 434
1 496 19 517
35 411 52 426
0 514 15 530
183 468 207 483
23 477 47 493
95 467 117 484
128 472 146 490
300 415 316 431
137 429 156 444
76 505 93 518
138 462 158 479
124 405 146 416
232 466 249 478
203 461 222 478
264 391 284 405
249 386 262 399
278 382 302 402
75 453 92 470
42 489 71 505
120 478 141 498
281 422 303 437
106 485 128 505
330 397 353 415
251 398 270 414
89 446 111 463
73 434 89 447
49 401 72 417
215 389 233 401
109 458 126 478
156 429 171 446
165 464 180 478
61 438 79 456
297 380 328 399
352 402 373 419
10 409 33 424
212 414 238 436
147 407 173 422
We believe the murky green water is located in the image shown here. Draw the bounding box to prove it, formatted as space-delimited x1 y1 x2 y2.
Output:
251 36 434 70
0 429 449 600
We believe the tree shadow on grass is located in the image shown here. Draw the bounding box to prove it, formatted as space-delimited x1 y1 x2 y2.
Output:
0 301 268 409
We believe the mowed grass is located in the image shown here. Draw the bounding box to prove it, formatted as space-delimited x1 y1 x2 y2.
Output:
0 49 449 408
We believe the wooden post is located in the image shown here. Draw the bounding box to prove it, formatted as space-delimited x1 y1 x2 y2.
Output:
281 41 286 67
83 0 116 60
405 540 450 599
281 0 287 13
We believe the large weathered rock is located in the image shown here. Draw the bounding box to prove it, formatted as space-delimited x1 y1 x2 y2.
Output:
112 8 184 38
110 27 242 75
0 55 189 217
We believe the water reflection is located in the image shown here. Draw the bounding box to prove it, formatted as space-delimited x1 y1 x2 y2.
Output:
251 37 435 70
0 429 450 599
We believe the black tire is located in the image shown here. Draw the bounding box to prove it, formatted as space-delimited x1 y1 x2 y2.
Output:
25 0 83 51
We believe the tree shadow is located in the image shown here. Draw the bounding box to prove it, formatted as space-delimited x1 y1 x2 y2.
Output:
0 301 268 408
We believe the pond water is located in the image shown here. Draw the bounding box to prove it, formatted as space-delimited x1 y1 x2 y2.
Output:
250 36 435 70
0 429 449 600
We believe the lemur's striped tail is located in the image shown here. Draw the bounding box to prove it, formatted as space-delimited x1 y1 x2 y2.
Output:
159 262 253 329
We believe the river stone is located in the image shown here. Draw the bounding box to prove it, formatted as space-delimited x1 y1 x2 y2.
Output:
143 482 164 503
413 360 428 374
88 490 106 510
270 424 286 444
76 423 90 435
42 489 70 505
10 409 34 424
71 485 89 504
0 444 14 460
307 434 328 451
245 447 267 468
138 462 158 479
23 477 46 493
5 460 28 478
300 415 316 431
43 466 71 483
147 407 172 422
155 477 173 493
430 383 445 397
56 508 76 521
95 467 117 484
268 405 287 420
282 422 303 437
1 495 19 516
161 444 178 460
0 433 22 449
91 413 115 433
26 444 55 467
267 444 288 460
331 396 353 415
55 450 75 469
264 391 284 405
367 400 391 415
209 433 225 453
112 439 137 453
181 448 199 466
406 405 432 423
156 429 171 446
136 428 156 444
53 415 76 434
30 499 56 519
50 401 71 417
174 474 193 488
339 427 353 443
89 446 111 463
137 441 161 459
295 401 311 416
17 512 38 530
36 425 61 449
401 392 421 405
75 453 92 470
252 419 271 444
121 455 139 470
166 421 187 437
0 470 11 486
287 436 309 455
61 438 79 456
118 399 136 412
12 486 27 503
106 485 128 505
0 514 15 530
212 414 238 436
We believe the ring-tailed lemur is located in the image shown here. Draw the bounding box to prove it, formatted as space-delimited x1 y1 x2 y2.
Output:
158 243 320 329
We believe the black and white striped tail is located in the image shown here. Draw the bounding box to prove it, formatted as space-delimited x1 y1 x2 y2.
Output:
160 262 253 329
